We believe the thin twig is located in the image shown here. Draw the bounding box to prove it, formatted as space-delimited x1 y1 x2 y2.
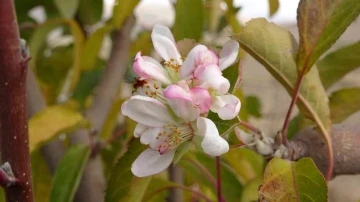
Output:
145 184 212 202
230 143 245 148
216 156 223 202
236 116 261 134
232 60 243 93
184 158 217 187
281 72 305 145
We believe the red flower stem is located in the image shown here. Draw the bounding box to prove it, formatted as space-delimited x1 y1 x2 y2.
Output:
216 156 224 202
145 184 212 202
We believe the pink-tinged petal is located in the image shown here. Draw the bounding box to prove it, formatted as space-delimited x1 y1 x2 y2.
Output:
211 95 241 120
194 65 230 95
134 123 148 138
180 45 208 78
131 148 175 177
164 84 200 122
163 84 192 101
196 117 229 156
219 40 239 71
152 24 181 61
122 95 175 127
133 52 171 84
190 87 211 114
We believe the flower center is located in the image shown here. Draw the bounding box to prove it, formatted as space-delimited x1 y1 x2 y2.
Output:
156 123 194 154
133 79 166 103
164 58 183 83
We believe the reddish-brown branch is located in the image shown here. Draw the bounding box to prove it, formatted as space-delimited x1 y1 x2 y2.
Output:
0 0 34 201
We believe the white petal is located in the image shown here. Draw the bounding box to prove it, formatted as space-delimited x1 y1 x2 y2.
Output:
134 123 148 138
219 40 239 71
140 55 171 84
140 127 162 145
152 24 181 61
122 95 175 127
131 148 176 177
180 45 207 79
196 117 229 156
211 95 241 120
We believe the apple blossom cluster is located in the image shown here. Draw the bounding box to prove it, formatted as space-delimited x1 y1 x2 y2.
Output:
121 24 241 177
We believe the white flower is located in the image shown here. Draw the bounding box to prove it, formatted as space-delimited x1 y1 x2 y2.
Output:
122 95 229 177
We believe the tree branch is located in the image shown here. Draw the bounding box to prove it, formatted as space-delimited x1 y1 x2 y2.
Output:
238 123 360 177
0 0 34 201
168 165 184 202
293 124 360 176
71 16 135 202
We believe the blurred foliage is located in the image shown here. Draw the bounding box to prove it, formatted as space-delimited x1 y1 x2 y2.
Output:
10 0 360 201
28 105 89 152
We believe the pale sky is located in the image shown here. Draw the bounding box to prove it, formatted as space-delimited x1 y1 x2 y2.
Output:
104 0 300 26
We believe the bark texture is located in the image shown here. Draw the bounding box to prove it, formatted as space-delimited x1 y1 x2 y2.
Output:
0 0 34 201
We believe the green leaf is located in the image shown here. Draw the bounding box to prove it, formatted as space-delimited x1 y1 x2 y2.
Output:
29 105 89 152
240 177 262 202
72 66 105 107
31 149 52 202
99 98 124 139
329 88 360 123
105 140 147 202
35 45 73 104
29 23 59 71
297 0 360 73
50 145 90 202
318 41 360 89
112 0 141 28
173 0 204 41
54 0 80 19
173 141 192 164
268 0 279 16
259 157 327 202
231 18 331 145
117 177 152 202
63 20 85 93
80 25 112 71
143 178 174 202
78 0 103 25
245 96 262 118
223 148 264 184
